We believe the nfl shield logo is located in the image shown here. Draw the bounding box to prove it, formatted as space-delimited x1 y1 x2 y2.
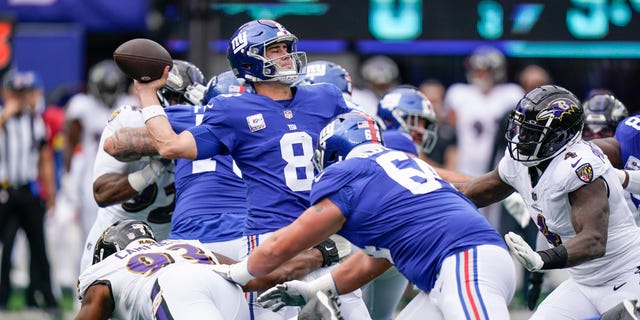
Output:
283 110 293 119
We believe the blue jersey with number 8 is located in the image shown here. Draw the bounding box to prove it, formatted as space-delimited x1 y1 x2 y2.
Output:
188 84 351 234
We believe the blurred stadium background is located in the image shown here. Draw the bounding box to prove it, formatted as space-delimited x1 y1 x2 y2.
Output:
2 0 640 113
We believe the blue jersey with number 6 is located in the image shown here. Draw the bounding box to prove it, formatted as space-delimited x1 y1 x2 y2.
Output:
188 84 351 235
164 105 248 242
310 146 505 291
615 115 640 210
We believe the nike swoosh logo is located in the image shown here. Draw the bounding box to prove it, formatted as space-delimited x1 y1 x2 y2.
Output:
614 282 627 291
313 171 326 183
571 158 582 168
324 246 335 252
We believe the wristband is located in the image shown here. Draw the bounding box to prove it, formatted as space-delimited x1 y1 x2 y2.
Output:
616 169 629 188
141 105 166 122
538 245 568 270
229 259 255 286
314 239 339 267
625 170 640 194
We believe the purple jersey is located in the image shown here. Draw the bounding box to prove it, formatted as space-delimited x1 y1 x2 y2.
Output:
615 115 640 209
164 105 247 242
188 84 351 234
310 146 505 291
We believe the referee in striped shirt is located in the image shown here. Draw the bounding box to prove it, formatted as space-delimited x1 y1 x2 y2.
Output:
0 70 58 310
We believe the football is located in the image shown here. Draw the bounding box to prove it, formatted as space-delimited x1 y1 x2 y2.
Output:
113 38 172 82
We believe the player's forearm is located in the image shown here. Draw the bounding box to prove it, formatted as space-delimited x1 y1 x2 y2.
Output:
104 127 158 161
460 169 514 208
331 251 392 294
93 173 139 207
244 249 323 291
144 115 184 159
76 285 113 320
75 305 110 320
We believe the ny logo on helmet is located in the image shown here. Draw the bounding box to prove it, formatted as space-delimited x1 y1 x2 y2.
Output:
271 20 291 37
536 98 579 121
232 31 248 54
318 121 336 146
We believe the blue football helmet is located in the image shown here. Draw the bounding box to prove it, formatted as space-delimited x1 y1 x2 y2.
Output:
506 85 584 166
582 94 628 140
293 60 352 96
376 86 438 154
157 60 206 106
227 19 306 84
202 70 254 104
313 111 383 172
92 219 156 264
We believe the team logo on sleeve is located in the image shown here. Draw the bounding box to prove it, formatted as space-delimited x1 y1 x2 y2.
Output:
246 113 266 132
575 163 594 183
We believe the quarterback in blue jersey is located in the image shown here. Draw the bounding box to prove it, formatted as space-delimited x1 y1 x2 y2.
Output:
112 19 369 319
212 112 516 319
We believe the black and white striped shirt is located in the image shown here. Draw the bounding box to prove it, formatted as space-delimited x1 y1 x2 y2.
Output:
0 108 46 187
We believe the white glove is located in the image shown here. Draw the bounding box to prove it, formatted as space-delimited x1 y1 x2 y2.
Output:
502 193 530 228
257 274 337 312
127 159 166 192
210 260 254 286
329 234 352 260
504 232 544 272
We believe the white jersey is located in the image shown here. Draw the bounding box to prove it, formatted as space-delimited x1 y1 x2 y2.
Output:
78 239 248 320
66 94 114 157
444 83 524 177
80 105 175 272
65 93 140 235
92 105 175 229
498 140 640 285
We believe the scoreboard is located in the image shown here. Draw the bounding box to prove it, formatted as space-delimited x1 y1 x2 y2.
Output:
210 0 640 57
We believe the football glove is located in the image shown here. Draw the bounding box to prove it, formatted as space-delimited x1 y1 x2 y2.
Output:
329 234 352 260
258 274 337 312
502 193 530 228
127 158 166 192
504 232 543 272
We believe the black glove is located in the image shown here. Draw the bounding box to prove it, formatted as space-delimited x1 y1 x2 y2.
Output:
314 238 339 267
527 272 544 311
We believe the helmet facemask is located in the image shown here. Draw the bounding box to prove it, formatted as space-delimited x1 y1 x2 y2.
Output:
246 36 307 84
506 110 583 167
156 60 206 106
404 111 439 154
